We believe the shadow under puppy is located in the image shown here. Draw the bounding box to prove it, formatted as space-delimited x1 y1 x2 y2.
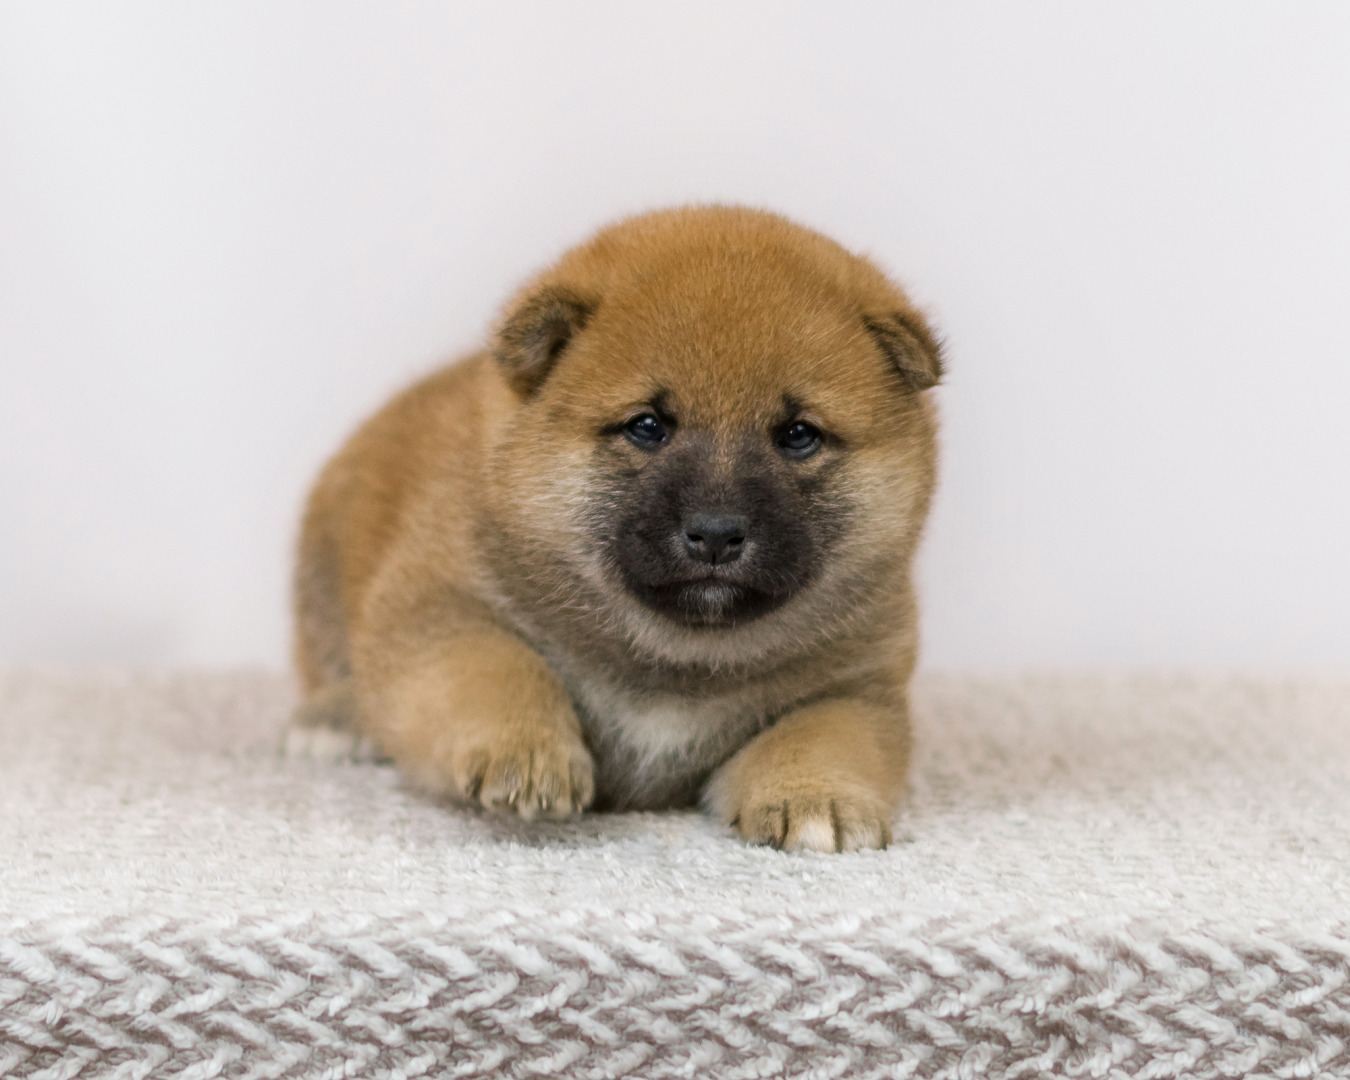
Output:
292 205 941 852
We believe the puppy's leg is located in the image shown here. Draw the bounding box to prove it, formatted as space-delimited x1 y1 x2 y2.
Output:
292 496 351 694
286 502 380 761
356 613 594 820
704 699 909 853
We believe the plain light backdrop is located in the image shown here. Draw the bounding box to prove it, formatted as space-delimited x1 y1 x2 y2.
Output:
2 2 1348 671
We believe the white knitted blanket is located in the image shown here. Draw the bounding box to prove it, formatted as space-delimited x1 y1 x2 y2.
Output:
2 671 1348 1079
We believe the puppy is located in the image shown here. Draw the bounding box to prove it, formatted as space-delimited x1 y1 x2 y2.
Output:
292 206 941 852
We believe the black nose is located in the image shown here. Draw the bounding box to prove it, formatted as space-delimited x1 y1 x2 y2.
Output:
682 512 748 565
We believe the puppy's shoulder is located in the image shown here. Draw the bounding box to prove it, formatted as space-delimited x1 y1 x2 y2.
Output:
309 353 498 604
324 354 492 490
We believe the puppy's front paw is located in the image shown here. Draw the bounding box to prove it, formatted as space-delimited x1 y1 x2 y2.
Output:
452 727 595 820
703 699 905 853
368 640 597 820
728 789 892 853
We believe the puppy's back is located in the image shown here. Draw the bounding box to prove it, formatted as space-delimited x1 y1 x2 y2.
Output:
293 356 488 694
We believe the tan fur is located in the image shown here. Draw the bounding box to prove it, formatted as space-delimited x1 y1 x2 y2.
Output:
293 206 940 851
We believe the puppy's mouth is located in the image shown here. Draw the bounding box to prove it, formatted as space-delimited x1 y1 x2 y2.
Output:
625 573 789 627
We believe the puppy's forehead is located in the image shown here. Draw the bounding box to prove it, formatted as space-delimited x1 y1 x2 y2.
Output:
572 251 883 424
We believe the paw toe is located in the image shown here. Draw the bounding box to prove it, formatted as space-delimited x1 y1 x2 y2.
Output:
463 740 594 819
736 794 891 853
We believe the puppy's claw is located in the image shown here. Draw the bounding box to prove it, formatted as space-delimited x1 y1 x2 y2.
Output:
736 794 891 853
456 736 593 820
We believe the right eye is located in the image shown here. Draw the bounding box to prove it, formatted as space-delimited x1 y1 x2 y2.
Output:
623 413 669 448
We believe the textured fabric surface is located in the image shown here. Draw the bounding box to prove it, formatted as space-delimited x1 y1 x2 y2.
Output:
2 670 1349 1079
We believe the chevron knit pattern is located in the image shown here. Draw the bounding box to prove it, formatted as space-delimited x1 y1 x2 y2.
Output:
2 671 1349 1079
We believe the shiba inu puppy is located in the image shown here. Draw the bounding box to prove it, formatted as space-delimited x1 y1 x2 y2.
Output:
292 206 941 852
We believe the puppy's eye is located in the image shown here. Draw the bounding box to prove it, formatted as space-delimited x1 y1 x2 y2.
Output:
776 421 823 458
623 413 668 448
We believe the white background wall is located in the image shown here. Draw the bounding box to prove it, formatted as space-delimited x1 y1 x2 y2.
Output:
2 2 1348 672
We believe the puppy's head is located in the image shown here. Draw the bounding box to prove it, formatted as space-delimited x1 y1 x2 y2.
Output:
485 206 941 666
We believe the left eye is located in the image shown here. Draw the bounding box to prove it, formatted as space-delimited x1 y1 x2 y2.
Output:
623 412 668 447
776 421 823 457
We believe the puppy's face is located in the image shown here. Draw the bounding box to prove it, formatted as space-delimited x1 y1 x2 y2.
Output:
486 209 940 665
598 401 840 628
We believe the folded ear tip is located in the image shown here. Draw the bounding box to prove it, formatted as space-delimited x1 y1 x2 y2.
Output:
862 311 944 391
495 286 597 396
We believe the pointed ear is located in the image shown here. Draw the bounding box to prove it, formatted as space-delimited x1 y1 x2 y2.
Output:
862 311 945 392
495 286 597 396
